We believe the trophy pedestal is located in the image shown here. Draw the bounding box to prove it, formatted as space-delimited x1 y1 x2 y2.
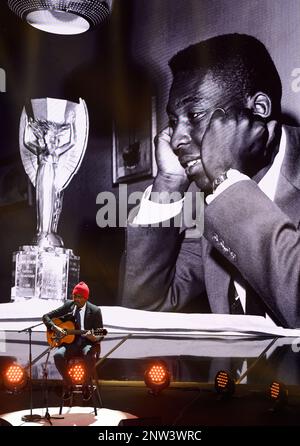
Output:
11 245 80 302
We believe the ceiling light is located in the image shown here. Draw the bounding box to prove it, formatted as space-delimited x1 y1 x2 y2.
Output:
7 0 113 35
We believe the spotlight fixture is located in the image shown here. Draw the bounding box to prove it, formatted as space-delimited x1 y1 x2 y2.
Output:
67 358 86 385
3 363 28 393
144 362 171 395
214 370 235 397
7 0 113 35
267 381 288 409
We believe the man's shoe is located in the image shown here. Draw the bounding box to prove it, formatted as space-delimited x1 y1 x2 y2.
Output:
82 385 92 401
63 386 72 400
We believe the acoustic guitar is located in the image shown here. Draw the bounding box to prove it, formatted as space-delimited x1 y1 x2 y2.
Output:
47 318 107 347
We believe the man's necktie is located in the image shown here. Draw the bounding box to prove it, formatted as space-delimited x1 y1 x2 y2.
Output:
74 307 81 330
228 276 266 316
228 277 244 314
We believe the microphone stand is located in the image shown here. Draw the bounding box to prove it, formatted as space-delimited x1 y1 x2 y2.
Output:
42 349 53 425
29 344 65 424
18 321 45 422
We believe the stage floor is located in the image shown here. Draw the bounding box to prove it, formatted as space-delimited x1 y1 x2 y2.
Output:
0 406 136 426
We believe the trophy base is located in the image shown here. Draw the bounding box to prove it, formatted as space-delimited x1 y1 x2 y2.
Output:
11 245 80 302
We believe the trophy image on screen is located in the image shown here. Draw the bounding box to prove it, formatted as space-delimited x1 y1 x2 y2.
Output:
11 98 89 302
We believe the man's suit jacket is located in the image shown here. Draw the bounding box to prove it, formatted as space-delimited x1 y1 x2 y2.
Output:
43 300 103 343
120 125 300 328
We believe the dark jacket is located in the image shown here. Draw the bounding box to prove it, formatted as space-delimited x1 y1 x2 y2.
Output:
43 300 103 342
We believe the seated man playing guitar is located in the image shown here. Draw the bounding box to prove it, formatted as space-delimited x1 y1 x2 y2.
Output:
42 281 105 401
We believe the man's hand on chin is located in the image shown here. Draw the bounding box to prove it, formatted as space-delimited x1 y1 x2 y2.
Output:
198 108 275 185
151 126 189 201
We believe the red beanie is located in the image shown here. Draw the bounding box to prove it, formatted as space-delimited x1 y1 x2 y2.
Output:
72 281 89 300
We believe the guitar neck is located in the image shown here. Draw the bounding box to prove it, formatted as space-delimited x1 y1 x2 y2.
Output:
67 329 88 335
66 329 105 335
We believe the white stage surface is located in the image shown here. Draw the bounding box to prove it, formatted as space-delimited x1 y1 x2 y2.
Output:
0 406 137 426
